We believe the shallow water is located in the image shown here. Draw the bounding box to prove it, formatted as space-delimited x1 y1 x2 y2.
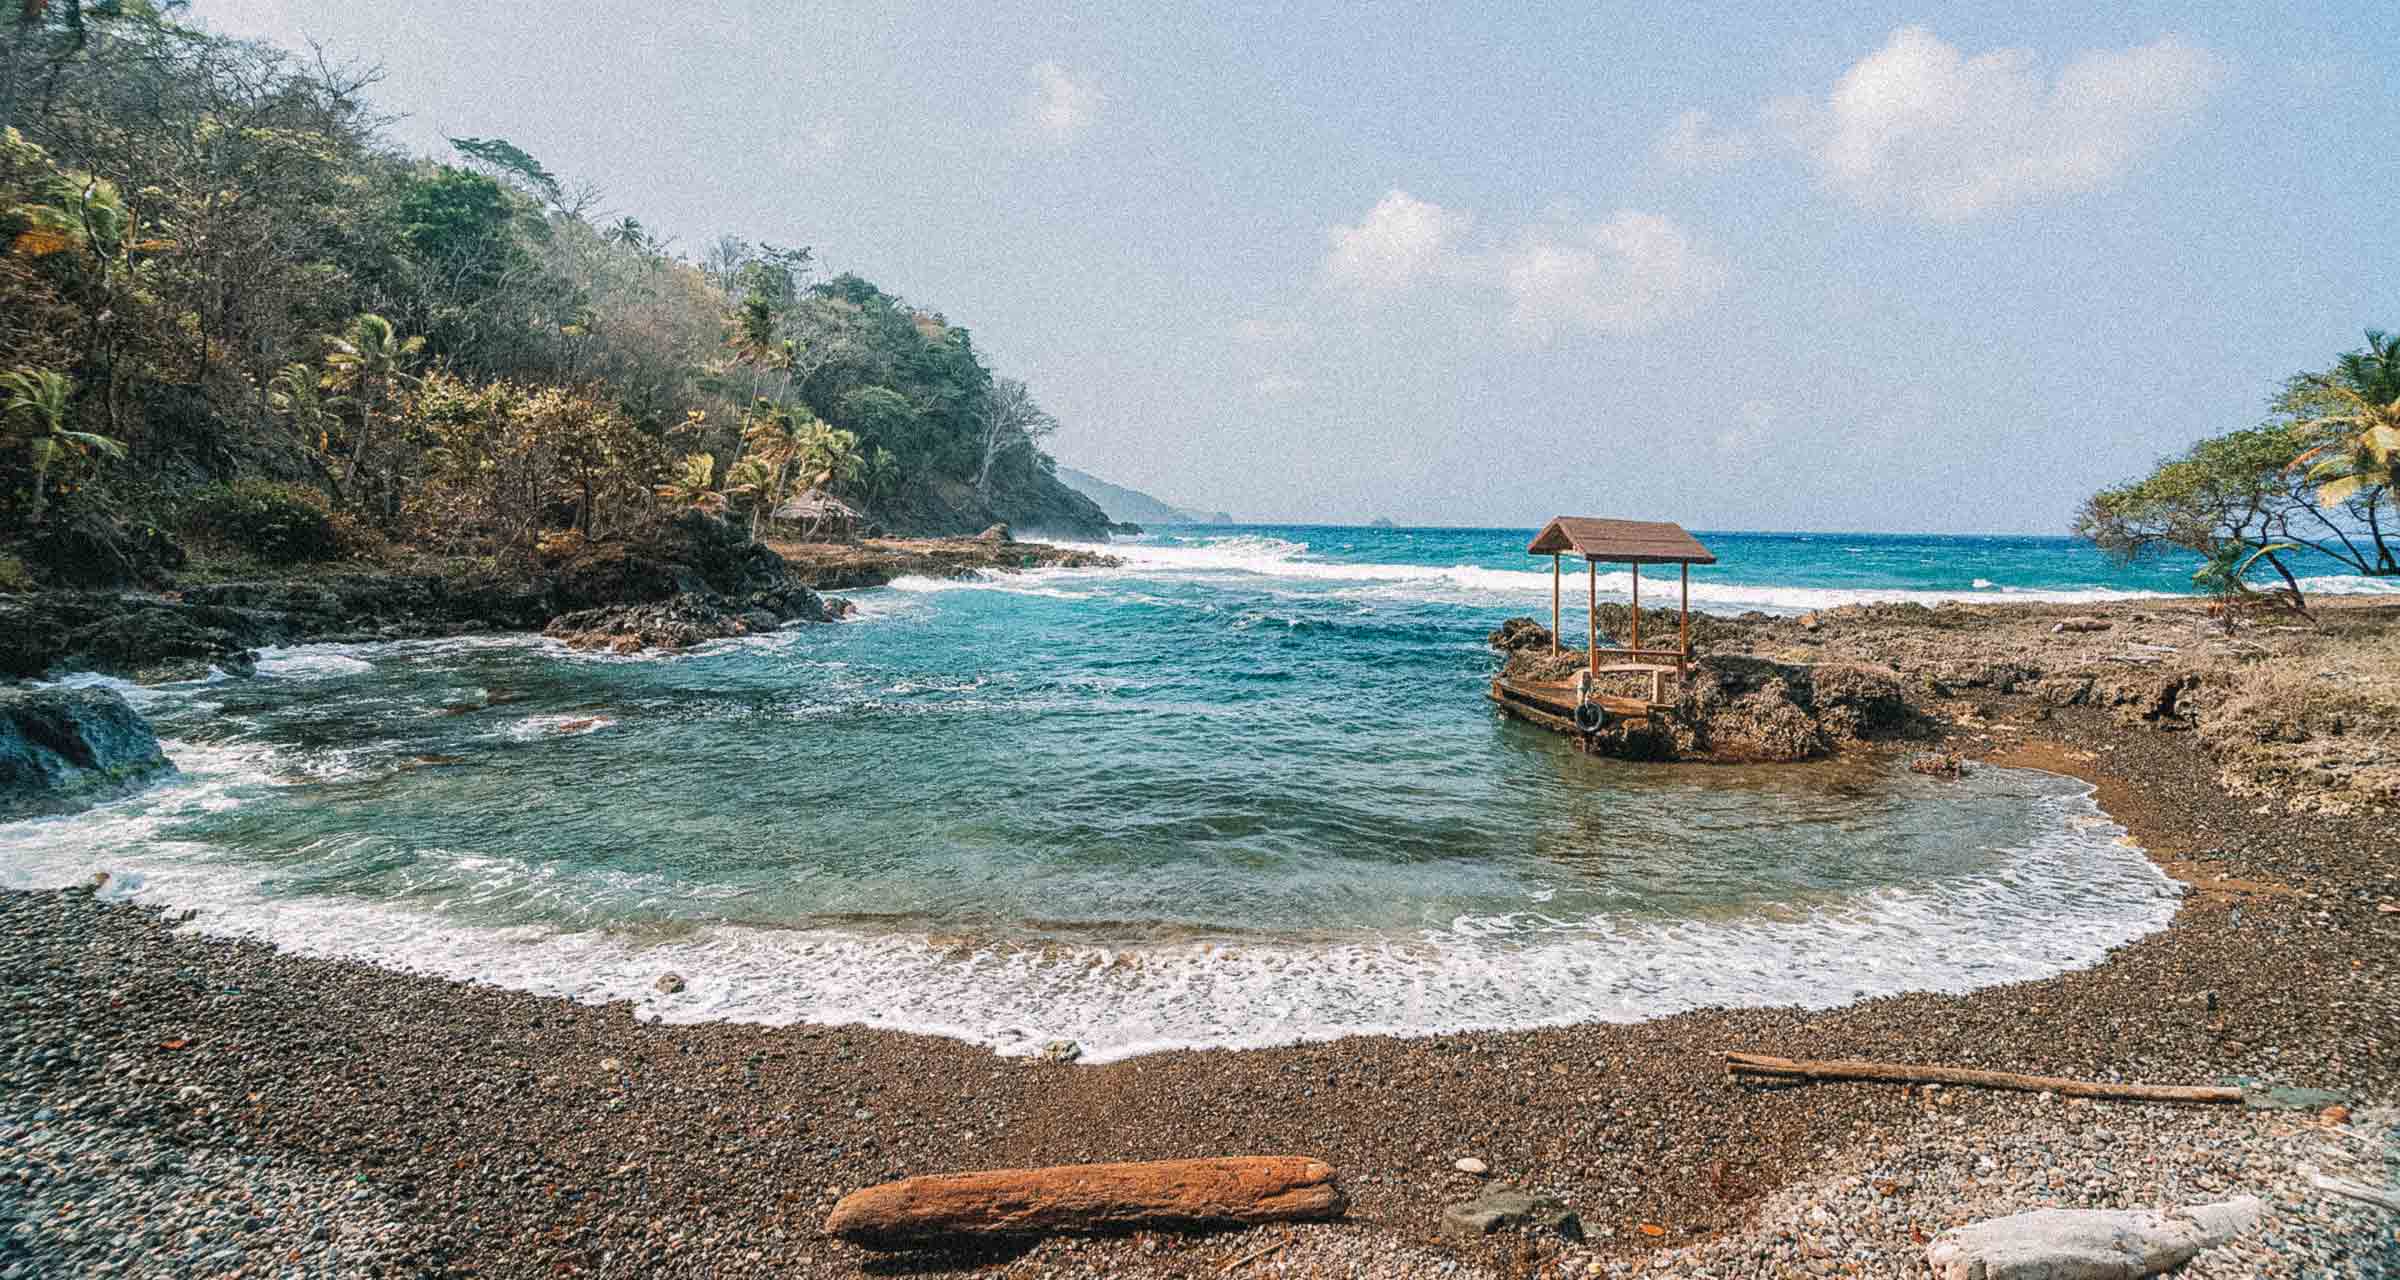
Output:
0 524 2233 1061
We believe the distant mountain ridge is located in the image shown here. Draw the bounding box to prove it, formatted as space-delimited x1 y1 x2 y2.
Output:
1054 467 1230 525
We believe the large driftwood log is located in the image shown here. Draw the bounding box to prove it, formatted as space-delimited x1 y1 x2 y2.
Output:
1725 1052 2243 1104
823 1156 1346 1247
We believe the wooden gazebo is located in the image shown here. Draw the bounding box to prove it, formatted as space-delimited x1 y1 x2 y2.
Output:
1492 516 1716 734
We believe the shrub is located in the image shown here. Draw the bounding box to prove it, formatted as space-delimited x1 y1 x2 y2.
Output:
181 480 341 565
0 552 30 592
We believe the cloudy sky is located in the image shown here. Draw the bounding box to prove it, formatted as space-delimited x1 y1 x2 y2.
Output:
199 2 2396 533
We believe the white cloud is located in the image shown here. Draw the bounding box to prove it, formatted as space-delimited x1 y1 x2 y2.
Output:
1655 109 1751 171
1716 399 1779 452
1499 212 1728 342
1321 190 1470 292
1025 61 1101 144
1253 374 1309 398
1771 26 2224 221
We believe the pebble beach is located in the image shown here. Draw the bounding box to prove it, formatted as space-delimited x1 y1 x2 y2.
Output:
4 666 2397 1277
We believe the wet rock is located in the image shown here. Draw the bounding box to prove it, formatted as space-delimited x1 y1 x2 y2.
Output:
1910 751 1969 779
23 512 183 589
543 586 831 653
1925 1196 2260 1280
1039 1039 1081 1064
0 686 175 820
653 973 685 995
976 523 1014 543
1487 617 1555 652
2053 617 2112 634
1440 1184 1582 1240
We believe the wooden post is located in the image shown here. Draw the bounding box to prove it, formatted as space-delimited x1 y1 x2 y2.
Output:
1586 558 1597 676
1550 554 1560 654
1629 564 1641 655
1680 562 1690 669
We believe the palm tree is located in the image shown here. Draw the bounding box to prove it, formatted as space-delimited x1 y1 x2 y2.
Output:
723 455 779 536
655 452 726 514
267 361 337 451
1 367 123 525
318 313 424 493
2292 330 2400 510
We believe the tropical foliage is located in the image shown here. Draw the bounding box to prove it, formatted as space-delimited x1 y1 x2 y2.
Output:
0 1 1082 563
2079 330 2400 609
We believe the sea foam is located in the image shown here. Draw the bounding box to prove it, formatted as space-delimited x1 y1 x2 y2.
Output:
0 740 2182 1064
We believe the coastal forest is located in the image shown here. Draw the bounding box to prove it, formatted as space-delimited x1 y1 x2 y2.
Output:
0 1 1109 592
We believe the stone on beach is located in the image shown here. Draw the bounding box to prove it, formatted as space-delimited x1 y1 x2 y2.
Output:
1439 1183 1581 1240
821 1156 1346 1246
1925 1196 2261 1280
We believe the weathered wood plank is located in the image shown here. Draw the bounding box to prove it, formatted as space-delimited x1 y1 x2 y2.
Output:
823 1156 1347 1247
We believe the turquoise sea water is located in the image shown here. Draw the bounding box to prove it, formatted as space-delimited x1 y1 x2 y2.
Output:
14 523 2363 1060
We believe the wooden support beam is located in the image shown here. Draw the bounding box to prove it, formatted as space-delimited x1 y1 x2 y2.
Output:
1630 566 1641 654
1586 558 1597 677
1724 1052 2243 1105
1679 563 1690 669
1550 554 1560 655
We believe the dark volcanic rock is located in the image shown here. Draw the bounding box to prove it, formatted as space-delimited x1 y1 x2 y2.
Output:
0 686 174 819
21 513 185 589
543 584 834 654
1487 616 1555 652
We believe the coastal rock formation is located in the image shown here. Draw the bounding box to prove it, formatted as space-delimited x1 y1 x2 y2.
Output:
0 686 174 819
542 585 833 654
1492 627 1914 763
763 535 1120 591
823 1157 1346 1247
1924 1196 2260 1280
0 513 879 679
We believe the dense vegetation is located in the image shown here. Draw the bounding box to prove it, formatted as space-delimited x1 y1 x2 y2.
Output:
2079 330 2400 615
0 1 1098 587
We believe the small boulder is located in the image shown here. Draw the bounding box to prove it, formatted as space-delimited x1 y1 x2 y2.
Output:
654 973 686 994
2052 617 2112 634
1926 1197 2259 1280
977 523 1014 543
0 686 176 820
1453 1157 1488 1175
1039 1039 1081 1063
1441 1184 1582 1241
1486 617 1555 652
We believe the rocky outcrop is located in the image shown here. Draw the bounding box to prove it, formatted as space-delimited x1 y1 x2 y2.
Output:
543 584 833 654
1925 1196 2259 1280
0 686 174 819
765 536 1120 591
2 513 842 680
1496 638 1917 763
823 1157 1346 1247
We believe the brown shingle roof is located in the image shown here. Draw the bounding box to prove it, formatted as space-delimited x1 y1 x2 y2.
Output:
1526 517 1715 564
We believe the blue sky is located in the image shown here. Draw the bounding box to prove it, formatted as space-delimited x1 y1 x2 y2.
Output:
200 2 2396 533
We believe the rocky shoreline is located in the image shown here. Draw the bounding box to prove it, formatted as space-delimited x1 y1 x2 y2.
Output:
1 596 2395 1277
0 517 1120 682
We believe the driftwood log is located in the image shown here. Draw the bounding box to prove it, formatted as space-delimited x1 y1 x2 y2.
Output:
823 1156 1346 1247
1725 1052 2244 1104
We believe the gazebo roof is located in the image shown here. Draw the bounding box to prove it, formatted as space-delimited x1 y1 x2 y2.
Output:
772 489 863 522
1526 517 1715 565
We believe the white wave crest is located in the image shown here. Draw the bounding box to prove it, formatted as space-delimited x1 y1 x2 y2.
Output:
0 754 2180 1065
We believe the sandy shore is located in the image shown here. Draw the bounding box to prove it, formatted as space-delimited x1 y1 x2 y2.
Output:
3 599 2396 1277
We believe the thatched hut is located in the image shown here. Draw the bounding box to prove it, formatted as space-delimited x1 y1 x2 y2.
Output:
772 489 864 539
